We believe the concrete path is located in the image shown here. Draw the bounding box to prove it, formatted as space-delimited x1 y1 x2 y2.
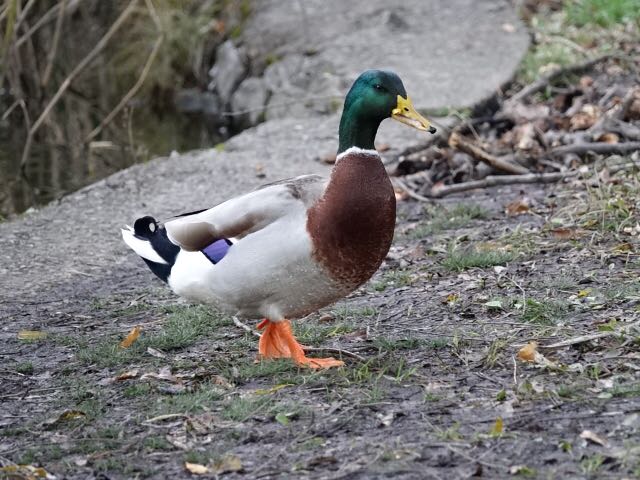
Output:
0 0 528 304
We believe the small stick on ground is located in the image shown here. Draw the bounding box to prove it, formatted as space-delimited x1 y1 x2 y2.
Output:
449 132 530 174
392 178 433 203
551 141 640 158
541 321 640 349
232 316 365 361
428 171 575 198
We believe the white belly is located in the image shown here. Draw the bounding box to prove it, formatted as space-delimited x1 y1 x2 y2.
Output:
168 212 347 320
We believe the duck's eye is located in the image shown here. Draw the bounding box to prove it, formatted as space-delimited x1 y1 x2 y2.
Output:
373 84 384 91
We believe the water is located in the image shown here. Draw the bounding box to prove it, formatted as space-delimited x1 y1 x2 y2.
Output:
0 108 225 218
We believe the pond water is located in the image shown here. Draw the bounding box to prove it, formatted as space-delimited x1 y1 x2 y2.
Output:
0 108 225 218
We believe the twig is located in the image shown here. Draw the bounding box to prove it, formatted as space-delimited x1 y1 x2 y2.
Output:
508 54 613 104
449 132 529 174
19 0 139 172
231 316 365 361
541 321 640 349
392 178 433 203
15 0 83 48
86 34 163 141
233 315 260 337
428 171 575 198
551 141 640 158
41 0 67 88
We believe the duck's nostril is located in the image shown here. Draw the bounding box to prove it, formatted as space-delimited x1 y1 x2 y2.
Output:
428 126 437 134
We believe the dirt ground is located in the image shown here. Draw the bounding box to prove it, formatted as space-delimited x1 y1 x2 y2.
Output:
2 172 640 479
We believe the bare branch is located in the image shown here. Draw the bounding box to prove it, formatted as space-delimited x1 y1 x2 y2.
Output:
86 35 163 141
41 0 67 88
20 0 140 172
449 132 530 175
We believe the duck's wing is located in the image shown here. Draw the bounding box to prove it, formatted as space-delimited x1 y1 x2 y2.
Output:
165 174 326 251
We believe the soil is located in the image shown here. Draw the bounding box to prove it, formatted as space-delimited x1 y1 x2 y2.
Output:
2 176 640 479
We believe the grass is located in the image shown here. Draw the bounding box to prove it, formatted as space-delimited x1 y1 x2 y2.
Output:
566 0 640 27
517 0 639 83
373 337 448 352
15 362 34 374
520 299 569 325
442 245 516 271
371 269 414 291
221 396 273 422
76 305 230 367
157 382 224 415
408 203 489 239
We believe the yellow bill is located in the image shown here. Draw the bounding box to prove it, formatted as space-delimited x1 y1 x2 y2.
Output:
392 95 436 134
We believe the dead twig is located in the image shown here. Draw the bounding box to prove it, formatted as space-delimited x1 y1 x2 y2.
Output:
541 321 640 349
20 0 139 173
392 178 433 203
428 171 575 198
551 141 640 158
41 0 67 88
86 34 163 141
508 53 613 104
232 315 260 337
449 132 530 175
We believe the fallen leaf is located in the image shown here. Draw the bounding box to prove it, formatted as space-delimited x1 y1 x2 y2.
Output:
0 465 54 479
580 429 607 446
115 369 139 381
445 293 459 304
577 289 591 298
185 462 209 475
147 347 167 358
275 412 290 426
213 454 243 474
597 132 619 144
484 300 503 310
18 330 48 341
490 417 504 437
44 409 86 428
517 341 539 362
120 326 141 348
505 198 530 216
550 227 583 240
141 366 181 384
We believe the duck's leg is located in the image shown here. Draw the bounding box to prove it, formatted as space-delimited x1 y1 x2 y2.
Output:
257 319 344 369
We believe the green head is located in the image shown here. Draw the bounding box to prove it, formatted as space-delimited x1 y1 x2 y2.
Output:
337 70 436 154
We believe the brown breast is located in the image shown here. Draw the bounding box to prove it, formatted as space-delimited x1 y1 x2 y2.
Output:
306 150 396 289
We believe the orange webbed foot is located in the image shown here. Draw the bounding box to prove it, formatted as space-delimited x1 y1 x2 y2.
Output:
257 319 344 369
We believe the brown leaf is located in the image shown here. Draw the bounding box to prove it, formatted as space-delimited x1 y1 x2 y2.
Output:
550 227 583 240
185 462 210 475
597 132 619 144
120 326 141 348
505 198 531 216
0 465 54 479
517 341 539 362
115 369 139 381
569 104 599 131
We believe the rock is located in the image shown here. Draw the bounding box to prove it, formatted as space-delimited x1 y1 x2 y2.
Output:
208 40 248 102
262 55 342 120
230 77 269 129
175 89 220 116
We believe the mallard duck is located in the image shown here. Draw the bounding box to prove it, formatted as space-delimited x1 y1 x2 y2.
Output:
122 70 435 368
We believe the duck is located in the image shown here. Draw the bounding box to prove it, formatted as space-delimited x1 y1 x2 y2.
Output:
122 69 435 368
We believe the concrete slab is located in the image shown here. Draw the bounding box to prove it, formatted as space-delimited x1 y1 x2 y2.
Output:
0 0 529 302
